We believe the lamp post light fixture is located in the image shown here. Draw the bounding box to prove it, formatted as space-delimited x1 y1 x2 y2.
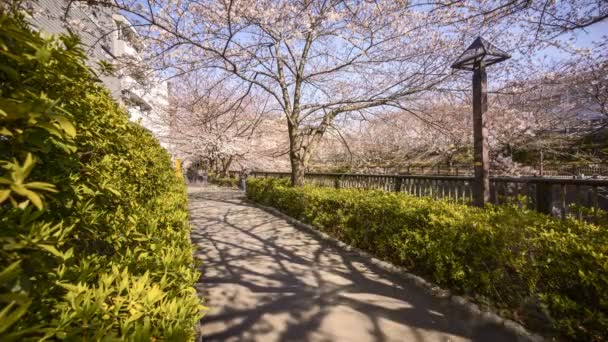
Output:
451 37 511 207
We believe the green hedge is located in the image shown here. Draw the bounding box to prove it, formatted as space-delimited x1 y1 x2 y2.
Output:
209 176 240 188
246 177 607 340
0 12 202 340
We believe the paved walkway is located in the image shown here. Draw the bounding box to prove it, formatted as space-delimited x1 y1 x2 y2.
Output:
189 186 517 342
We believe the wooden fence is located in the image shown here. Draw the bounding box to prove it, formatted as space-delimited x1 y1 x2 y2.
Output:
308 164 608 177
244 171 608 219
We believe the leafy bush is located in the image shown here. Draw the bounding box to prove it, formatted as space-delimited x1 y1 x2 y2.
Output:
210 176 240 188
0 12 202 340
247 177 608 341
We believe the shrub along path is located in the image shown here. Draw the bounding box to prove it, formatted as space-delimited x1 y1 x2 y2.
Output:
189 186 518 342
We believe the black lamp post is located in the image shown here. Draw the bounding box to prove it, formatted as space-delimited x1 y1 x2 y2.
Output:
451 37 510 207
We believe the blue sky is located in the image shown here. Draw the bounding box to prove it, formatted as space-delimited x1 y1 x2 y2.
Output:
541 20 607 62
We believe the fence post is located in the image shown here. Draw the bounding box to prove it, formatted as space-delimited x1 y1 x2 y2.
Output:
394 177 402 192
334 177 341 189
535 181 553 214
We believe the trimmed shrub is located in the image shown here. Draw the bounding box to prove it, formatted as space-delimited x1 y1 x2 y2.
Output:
0 12 203 340
247 177 608 341
209 176 240 188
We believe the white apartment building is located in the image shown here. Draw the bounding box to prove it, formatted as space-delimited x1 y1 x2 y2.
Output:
25 0 173 150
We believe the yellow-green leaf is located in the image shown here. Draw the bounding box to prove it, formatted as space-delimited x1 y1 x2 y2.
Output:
38 244 63 258
0 261 21 285
0 189 10 203
25 181 57 193
53 116 76 138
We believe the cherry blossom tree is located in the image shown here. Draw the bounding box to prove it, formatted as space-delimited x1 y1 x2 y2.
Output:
72 0 471 185
445 0 608 45
53 0 607 182
565 58 608 129
308 97 472 172
165 73 288 175
309 73 605 175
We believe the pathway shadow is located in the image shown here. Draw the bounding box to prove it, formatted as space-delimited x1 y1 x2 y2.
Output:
189 188 517 342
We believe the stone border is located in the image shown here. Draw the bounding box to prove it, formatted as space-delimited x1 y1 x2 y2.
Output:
248 199 545 342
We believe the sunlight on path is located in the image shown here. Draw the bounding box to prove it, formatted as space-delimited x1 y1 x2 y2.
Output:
189 186 517 342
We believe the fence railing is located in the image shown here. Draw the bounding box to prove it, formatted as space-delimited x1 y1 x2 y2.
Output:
245 171 608 219
307 163 608 177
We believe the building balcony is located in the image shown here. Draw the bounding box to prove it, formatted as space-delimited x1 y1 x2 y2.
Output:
113 39 139 58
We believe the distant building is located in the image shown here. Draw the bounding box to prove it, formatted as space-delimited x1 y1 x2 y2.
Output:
25 0 172 150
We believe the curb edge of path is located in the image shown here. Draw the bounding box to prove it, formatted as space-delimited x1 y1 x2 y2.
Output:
247 199 545 342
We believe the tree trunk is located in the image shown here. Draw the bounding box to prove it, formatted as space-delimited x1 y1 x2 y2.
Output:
209 158 216 173
286 112 325 187
291 156 306 187
287 120 308 187
220 156 233 178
